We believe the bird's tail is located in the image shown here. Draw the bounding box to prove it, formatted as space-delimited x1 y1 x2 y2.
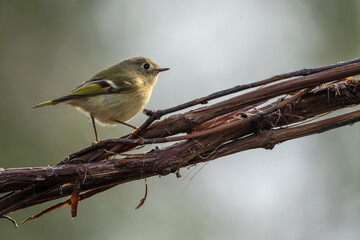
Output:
33 94 80 108
33 100 56 108
33 98 68 108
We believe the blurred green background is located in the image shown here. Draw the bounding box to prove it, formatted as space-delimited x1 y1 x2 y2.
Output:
1 0 360 239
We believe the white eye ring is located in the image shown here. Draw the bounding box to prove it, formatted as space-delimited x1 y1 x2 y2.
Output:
142 63 150 69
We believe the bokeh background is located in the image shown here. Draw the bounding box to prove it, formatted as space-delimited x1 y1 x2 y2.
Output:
1 1 360 239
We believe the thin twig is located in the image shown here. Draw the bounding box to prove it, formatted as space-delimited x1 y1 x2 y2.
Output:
1 215 18 228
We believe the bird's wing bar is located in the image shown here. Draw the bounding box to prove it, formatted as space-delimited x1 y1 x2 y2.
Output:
70 79 134 96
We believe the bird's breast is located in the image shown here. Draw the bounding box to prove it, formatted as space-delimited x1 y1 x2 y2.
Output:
68 87 153 125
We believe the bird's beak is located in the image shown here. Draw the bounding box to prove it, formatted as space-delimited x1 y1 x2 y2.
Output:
156 67 170 72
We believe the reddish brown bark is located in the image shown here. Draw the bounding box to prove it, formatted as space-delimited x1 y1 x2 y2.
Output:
1 60 360 224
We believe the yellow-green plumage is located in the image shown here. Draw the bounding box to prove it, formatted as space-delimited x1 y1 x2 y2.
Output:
33 100 54 108
33 56 169 139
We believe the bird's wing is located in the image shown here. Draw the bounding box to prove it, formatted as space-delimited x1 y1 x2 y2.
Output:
70 77 136 96
43 76 139 104
33 73 140 107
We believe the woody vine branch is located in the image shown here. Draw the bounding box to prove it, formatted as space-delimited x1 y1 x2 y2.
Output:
1 58 360 225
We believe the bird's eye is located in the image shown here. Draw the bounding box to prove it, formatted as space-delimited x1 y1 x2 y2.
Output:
143 63 150 69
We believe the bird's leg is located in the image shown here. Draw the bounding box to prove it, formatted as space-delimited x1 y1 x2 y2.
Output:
91 116 100 143
114 119 138 131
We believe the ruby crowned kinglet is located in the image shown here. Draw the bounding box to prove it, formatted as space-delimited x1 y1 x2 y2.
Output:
33 56 169 141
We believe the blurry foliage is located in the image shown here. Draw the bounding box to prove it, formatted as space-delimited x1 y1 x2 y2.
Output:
0 1 103 167
304 0 360 61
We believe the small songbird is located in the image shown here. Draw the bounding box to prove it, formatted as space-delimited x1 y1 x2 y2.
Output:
33 56 169 141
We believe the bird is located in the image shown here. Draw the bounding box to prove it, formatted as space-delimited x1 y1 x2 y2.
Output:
33 56 169 142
